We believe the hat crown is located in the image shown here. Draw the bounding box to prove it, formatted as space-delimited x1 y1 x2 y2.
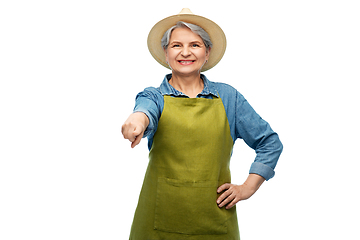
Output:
179 8 193 14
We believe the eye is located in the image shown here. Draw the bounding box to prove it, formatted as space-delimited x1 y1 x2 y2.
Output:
171 44 181 48
192 43 200 47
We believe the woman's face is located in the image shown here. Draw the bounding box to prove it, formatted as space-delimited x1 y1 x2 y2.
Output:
165 27 210 76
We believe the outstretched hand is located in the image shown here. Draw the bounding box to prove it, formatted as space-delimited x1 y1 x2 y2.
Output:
121 112 149 148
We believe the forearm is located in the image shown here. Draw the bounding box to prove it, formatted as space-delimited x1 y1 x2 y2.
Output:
243 173 265 194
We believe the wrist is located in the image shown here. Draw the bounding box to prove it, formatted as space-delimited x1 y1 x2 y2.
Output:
243 174 265 193
132 112 150 129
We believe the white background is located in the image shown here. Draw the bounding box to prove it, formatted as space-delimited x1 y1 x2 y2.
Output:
1 0 359 239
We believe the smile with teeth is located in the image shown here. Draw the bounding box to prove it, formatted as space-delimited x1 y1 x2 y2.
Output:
178 60 195 65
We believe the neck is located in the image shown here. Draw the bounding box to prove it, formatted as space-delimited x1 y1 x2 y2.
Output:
169 72 204 98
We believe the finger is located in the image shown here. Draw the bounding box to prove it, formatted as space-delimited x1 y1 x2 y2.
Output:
217 188 232 205
121 122 132 135
218 193 235 208
226 196 240 209
131 131 144 148
217 183 231 193
126 132 136 142
122 124 136 141
123 124 142 143
130 127 143 144
132 125 143 136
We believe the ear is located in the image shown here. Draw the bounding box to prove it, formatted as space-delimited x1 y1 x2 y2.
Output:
206 47 211 60
164 48 168 63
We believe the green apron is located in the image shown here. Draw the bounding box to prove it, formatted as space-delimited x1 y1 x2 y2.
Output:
129 95 240 240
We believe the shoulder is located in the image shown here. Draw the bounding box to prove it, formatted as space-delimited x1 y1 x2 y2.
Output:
142 86 161 94
134 87 164 112
136 86 162 100
210 81 246 102
212 81 237 92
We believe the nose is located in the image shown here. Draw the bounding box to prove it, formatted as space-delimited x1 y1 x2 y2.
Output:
181 46 191 57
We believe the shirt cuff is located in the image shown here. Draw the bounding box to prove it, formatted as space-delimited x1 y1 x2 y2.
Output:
133 109 154 138
249 162 275 181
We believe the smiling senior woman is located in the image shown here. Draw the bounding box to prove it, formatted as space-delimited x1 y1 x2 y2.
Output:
122 8 283 240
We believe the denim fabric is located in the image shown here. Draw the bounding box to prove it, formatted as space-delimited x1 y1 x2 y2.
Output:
133 74 283 180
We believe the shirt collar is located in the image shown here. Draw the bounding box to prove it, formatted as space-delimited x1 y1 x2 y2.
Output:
159 74 219 98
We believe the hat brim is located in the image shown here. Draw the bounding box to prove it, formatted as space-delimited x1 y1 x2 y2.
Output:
147 12 226 72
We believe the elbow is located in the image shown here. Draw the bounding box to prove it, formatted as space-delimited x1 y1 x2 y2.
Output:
272 134 283 160
277 137 284 155
255 132 283 168
272 135 283 168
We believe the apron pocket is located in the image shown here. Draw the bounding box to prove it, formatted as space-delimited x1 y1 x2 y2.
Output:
154 177 230 235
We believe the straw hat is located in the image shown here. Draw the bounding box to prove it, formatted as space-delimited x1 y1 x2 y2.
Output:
147 8 226 72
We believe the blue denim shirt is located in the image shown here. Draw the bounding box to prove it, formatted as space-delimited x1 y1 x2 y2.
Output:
133 74 283 181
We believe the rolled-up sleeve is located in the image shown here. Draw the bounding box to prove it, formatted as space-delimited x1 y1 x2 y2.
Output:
235 91 283 181
133 87 163 138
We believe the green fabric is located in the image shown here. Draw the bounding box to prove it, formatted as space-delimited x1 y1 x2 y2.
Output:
129 96 240 240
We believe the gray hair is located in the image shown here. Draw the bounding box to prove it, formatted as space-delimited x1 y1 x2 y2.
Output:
161 21 213 50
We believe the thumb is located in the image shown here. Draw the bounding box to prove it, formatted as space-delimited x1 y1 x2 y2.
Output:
131 128 144 148
217 183 231 193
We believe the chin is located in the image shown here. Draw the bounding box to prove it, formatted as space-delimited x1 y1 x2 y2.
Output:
173 67 202 76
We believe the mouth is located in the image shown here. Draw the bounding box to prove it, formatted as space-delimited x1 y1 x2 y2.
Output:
178 60 195 65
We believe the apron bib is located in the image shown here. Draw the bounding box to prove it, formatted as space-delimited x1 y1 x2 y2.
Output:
129 95 240 240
